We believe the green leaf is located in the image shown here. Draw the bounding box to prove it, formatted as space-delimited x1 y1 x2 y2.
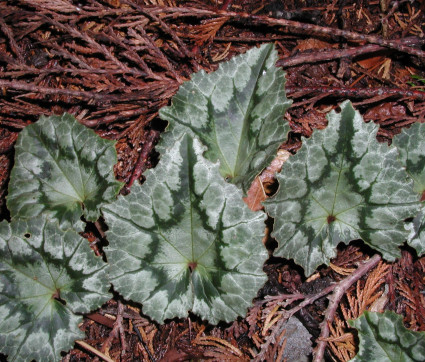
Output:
7 113 123 230
264 100 421 276
159 43 292 193
349 311 425 361
102 134 267 324
392 122 425 256
0 216 110 361
406 211 425 256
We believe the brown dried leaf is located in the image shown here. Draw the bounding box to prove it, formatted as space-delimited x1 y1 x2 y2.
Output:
244 150 291 211
356 55 386 70
294 38 336 52
363 102 406 122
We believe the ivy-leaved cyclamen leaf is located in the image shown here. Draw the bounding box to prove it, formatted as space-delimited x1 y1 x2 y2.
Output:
349 311 425 361
159 43 292 193
393 122 425 256
264 100 421 276
7 113 123 230
102 134 267 324
0 216 111 361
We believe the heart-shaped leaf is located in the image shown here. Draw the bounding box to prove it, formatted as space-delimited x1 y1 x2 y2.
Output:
7 113 123 230
0 216 111 361
349 311 425 361
102 134 267 324
392 122 425 255
264 101 421 276
159 43 292 193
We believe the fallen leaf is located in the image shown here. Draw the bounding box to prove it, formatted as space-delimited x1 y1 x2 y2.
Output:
244 150 291 211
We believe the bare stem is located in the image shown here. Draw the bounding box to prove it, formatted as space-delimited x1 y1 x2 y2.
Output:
313 254 382 362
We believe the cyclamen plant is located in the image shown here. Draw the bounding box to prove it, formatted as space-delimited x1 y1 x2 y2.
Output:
1 44 424 361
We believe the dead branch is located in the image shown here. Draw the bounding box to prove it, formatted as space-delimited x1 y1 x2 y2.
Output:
313 254 382 362
145 7 425 58
278 36 425 68
0 79 179 103
101 300 127 357
286 85 425 101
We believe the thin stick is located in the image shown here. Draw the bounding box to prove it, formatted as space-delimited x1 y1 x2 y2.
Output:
278 44 385 68
286 85 425 101
75 340 115 362
0 17 25 64
1 67 148 77
0 79 106 102
202 9 425 58
153 7 425 58
313 254 382 362
255 254 382 361
277 35 425 68
101 301 127 356
0 79 179 103
135 325 156 362
254 285 336 361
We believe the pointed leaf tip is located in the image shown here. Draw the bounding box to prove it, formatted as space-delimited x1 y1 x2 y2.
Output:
7 113 124 230
159 43 292 194
102 134 268 324
264 100 421 276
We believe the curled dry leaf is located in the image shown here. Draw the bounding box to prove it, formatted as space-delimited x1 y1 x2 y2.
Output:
244 149 291 211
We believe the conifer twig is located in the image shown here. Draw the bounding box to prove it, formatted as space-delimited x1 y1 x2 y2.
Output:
313 254 382 362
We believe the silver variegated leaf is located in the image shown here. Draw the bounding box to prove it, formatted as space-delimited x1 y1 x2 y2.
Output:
7 113 123 230
349 311 425 361
406 211 425 256
264 100 421 276
393 122 425 256
102 134 267 324
159 43 292 193
0 216 110 361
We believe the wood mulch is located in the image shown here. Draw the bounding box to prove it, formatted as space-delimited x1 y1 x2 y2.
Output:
1 0 424 361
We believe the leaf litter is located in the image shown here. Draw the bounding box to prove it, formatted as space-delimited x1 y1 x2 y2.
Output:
1 0 425 361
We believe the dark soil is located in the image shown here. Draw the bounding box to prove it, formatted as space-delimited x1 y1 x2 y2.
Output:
1 0 425 361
